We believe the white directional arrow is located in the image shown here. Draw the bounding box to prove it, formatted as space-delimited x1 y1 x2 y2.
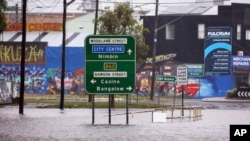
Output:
248 92 250 97
126 86 133 91
127 49 132 55
90 79 96 84
241 91 245 97
237 91 241 97
240 91 244 97
244 91 248 97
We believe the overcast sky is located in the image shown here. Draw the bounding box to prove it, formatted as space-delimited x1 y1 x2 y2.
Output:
6 0 250 14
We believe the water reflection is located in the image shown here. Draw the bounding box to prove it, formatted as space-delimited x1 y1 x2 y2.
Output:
1 107 250 141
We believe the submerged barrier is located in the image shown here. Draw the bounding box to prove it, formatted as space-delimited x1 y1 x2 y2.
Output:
152 106 203 122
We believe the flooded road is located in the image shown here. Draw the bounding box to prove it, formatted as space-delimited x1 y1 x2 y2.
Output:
0 106 250 141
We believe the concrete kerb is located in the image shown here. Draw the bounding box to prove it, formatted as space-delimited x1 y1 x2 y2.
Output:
24 97 124 102
202 97 250 103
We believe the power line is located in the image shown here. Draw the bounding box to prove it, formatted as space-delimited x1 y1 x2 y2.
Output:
96 0 230 5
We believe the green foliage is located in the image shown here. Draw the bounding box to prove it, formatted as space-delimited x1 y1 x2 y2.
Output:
95 2 149 66
0 0 7 33
226 88 238 98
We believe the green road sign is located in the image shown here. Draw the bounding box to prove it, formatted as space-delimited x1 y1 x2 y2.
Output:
156 75 176 82
85 35 136 94
184 64 204 77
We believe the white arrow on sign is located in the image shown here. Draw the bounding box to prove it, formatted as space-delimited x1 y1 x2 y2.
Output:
238 91 250 97
127 49 132 55
126 86 133 91
237 91 241 97
241 92 245 97
90 79 96 84
244 91 248 97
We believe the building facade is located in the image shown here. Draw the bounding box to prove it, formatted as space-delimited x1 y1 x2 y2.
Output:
140 3 250 98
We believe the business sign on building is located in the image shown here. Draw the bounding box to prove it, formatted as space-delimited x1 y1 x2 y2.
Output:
85 35 136 94
204 27 232 75
232 56 250 68
5 23 62 31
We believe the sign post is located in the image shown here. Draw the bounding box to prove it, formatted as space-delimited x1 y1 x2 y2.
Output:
156 75 176 106
176 66 188 117
85 35 136 124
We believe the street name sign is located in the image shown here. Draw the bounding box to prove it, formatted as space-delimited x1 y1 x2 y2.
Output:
156 75 176 82
85 35 136 94
176 66 188 85
184 64 204 77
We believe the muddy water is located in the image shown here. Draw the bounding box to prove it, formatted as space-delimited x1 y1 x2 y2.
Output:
0 107 250 141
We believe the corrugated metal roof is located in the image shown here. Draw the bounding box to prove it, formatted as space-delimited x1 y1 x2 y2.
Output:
158 3 213 15
1 31 91 47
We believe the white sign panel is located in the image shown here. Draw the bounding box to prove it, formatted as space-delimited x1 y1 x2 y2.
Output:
177 66 188 85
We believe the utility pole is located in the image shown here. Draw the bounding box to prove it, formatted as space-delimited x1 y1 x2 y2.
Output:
89 0 99 103
60 0 66 111
94 0 99 35
19 0 27 114
150 0 159 100
15 4 19 23
60 0 75 110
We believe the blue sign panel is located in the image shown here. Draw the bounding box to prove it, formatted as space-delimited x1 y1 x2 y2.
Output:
184 64 204 77
92 45 125 53
204 27 232 75
232 56 250 68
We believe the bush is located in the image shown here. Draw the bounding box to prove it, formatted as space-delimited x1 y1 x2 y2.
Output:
226 88 238 98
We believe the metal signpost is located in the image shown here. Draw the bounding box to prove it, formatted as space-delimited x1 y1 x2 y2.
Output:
85 35 136 124
156 75 176 106
176 66 188 117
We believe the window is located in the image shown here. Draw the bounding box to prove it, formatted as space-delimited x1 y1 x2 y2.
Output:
198 24 205 39
237 24 241 40
165 24 175 40
246 30 250 40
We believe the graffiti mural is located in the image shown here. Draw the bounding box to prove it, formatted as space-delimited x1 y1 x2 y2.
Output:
138 53 236 98
0 81 17 104
46 68 84 95
0 42 47 65
0 65 46 93
0 43 84 94
45 47 84 94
